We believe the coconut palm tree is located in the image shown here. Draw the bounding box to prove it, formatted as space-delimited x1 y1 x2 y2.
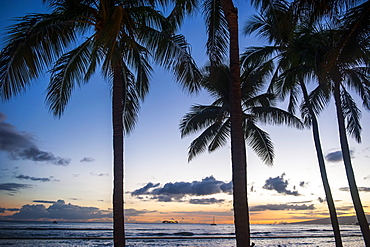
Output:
0 0 200 246
243 2 343 246
180 64 303 164
204 1 251 245
244 1 370 245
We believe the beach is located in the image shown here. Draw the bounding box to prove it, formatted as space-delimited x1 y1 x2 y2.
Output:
0 221 365 246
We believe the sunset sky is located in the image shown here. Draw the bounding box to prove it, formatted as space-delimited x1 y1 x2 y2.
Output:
0 0 369 225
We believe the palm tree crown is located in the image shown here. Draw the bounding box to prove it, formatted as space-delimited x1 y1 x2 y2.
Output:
0 0 201 246
180 63 303 164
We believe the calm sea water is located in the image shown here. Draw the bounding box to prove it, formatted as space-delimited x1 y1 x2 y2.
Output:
0 221 365 246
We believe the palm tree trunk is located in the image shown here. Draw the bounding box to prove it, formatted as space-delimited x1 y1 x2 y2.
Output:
300 83 342 247
113 66 125 246
333 82 370 246
220 1 250 246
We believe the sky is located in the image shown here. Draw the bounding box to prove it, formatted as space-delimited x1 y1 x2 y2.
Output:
0 0 369 225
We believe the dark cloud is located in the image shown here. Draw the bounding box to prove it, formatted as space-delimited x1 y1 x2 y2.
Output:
15 175 51 182
10 200 111 220
0 208 20 213
340 187 370 192
0 183 32 194
262 173 300 196
0 113 70 165
325 150 354 163
250 204 315 211
131 182 160 195
80 157 95 163
90 172 109 177
0 113 35 152
318 197 325 203
299 181 307 187
189 198 225 205
33 200 57 204
131 176 232 202
10 147 70 166
125 208 157 217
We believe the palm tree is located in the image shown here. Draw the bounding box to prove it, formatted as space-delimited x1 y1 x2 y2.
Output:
245 1 370 245
180 64 303 162
204 1 250 245
0 0 200 246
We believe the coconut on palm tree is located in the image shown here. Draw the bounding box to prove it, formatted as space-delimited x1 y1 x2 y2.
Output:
0 0 201 246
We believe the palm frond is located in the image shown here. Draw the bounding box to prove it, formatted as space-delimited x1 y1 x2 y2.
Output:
180 104 224 137
188 123 223 161
0 13 76 100
46 39 96 117
245 120 274 165
251 106 304 129
341 86 362 143
208 119 230 151
149 32 202 93
203 0 229 66
343 67 370 110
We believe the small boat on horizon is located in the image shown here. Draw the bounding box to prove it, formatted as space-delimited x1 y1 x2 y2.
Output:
210 216 217 226
162 220 178 224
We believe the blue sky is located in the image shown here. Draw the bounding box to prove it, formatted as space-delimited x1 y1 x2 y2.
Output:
0 0 369 224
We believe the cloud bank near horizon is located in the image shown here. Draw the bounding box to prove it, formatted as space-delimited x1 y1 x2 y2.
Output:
131 176 232 203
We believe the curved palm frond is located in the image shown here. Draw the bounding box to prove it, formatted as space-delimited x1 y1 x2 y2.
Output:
0 13 76 100
179 104 224 137
341 86 362 143
203 0 229 66
187 122 224 161
46 38 97 117
208 119 231 152
251 106 304 129
244 120 274 165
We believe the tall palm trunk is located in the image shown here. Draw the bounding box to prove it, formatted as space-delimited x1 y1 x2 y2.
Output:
221 1 250 246
300 83 342 247
333 82 370 246
112 66 125 246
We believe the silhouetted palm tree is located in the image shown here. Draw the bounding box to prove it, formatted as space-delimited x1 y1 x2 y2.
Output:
180 64 303 164
245 1 370 245
204 1 250 244
244 2 343 245
0 1 200 246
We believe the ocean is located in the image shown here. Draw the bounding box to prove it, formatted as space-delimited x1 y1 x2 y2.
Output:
0 221 365 246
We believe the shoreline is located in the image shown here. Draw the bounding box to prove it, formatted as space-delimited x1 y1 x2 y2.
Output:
0 235 362 240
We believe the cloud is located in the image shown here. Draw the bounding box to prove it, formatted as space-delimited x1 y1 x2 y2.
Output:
90 172 109 177
299 181 308 187
364 175 370 180
10 147 70 166
250 204 315 211
33 200 57 204
262 173 300 196
0 183 32 195
340 187 370 192
0 113 70 165
131 176 232 202
189 198 225 205
131 182 160 195
325 150 354 163
9 200 112 220
318 197 325 203
125 208 157 216
80 157 95 163
0 207 20 213
15 175 51 182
